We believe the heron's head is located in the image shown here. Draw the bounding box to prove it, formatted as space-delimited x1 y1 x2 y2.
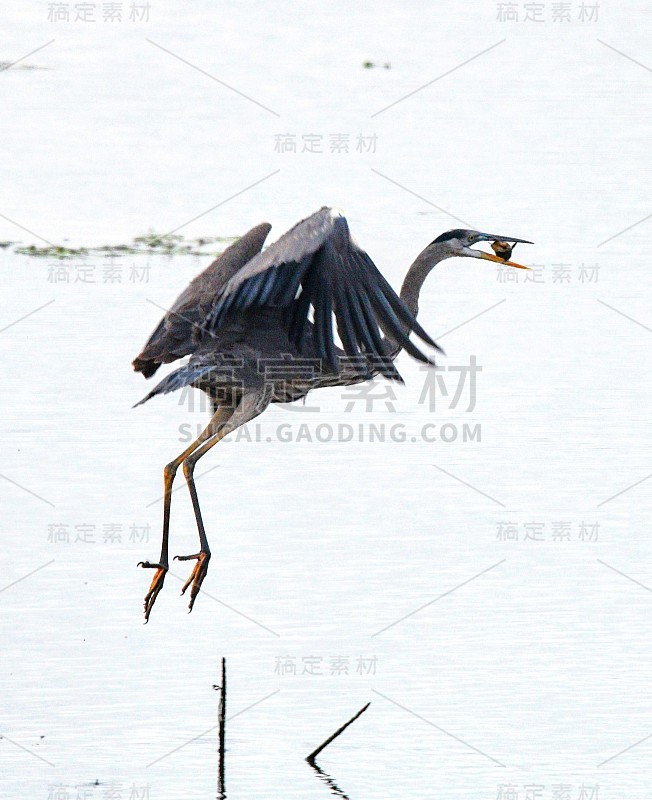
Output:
430 229 532 269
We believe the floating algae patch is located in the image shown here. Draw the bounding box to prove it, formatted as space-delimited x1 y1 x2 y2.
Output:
15 244 90 259
0 61 48 71
362 60 391 69
93 244 142 256
12 231 240 259
132 232 186 252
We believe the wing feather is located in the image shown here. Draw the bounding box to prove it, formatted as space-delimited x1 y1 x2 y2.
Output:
201 207 438 381
132 222 272 377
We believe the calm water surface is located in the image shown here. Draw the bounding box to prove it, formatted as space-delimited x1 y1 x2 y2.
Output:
2 1 651 797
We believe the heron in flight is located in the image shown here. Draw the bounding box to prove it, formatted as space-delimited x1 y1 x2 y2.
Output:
133 207 531 620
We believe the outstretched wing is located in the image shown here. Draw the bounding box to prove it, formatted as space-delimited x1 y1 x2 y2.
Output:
202 207 439 381
132 222 272 377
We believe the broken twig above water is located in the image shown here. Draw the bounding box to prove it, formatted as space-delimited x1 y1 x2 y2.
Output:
306 702 370 764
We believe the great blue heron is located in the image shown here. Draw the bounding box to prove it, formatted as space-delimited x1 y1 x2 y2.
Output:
134 207 531 620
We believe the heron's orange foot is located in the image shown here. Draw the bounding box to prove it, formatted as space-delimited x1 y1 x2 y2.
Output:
138 560 168 622
174 551 211 612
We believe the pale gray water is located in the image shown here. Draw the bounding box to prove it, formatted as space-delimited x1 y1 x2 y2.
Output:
2 1 652 798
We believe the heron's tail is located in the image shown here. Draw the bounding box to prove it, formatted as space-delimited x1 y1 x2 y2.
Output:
132 363 215 407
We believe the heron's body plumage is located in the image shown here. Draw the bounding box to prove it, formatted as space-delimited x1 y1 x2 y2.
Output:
132 207 531 620
133 207 437 412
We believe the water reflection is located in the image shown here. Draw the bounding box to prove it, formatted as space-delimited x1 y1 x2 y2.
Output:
307 759 351 800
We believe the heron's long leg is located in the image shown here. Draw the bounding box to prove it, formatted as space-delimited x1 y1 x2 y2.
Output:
175 389 272 611
138 404 235 621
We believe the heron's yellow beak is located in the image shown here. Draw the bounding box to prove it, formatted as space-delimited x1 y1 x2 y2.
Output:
478 251 531 270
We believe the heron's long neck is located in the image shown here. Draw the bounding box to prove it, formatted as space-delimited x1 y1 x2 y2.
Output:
384 241 450 359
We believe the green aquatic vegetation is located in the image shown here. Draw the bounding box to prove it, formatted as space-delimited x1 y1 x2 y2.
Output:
195 235 239 246
14 244 89 259
95 244 142 255
132 232 185 251
0 62 47 71
12 231 239 259
362 60 391 69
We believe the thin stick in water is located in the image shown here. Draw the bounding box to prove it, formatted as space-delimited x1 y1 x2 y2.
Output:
217 657 226 798
306 702 370 764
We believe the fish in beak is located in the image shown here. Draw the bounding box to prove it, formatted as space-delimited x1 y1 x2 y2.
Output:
469 233 533 269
